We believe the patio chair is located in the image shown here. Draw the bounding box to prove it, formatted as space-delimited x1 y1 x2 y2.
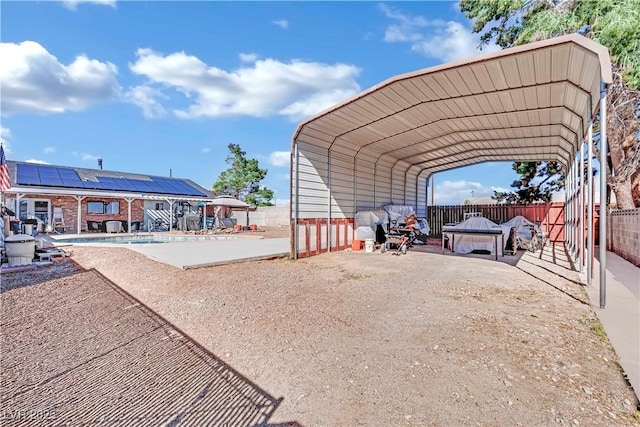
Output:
87 220 103 233
104 220 124 233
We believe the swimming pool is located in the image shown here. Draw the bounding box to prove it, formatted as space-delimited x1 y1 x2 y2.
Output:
55 234 238 245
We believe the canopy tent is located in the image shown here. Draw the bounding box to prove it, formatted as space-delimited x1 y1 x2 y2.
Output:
204 196 251 229
291 33 612 307
207 196 250 208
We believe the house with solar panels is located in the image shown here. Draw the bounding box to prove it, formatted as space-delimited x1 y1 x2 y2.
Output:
3 161 217 234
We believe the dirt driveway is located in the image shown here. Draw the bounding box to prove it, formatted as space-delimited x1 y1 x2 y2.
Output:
2 237 638 426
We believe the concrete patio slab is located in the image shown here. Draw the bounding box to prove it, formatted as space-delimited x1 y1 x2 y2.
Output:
581 251 640 400
128 237 290 269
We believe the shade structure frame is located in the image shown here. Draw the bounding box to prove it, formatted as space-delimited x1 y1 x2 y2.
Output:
291 34 612 307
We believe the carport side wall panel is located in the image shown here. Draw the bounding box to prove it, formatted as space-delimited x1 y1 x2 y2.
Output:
329 151 356 219
355 157 376 211
375 157 394 206
415 174 428 217
391 167 406 205
294 141 329 219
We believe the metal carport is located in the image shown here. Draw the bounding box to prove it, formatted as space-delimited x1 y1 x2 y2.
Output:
290 33 612 307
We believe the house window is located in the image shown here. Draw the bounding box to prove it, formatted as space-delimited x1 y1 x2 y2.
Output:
155 202 166 210
88 201 120 214
105 201 119 214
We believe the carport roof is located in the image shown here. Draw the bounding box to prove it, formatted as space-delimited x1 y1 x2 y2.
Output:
293 33 612 176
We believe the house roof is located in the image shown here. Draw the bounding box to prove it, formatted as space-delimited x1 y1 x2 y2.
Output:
292 33 611 177
5 161 214 200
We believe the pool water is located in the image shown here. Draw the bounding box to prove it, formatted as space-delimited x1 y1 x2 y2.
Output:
56 235 237 245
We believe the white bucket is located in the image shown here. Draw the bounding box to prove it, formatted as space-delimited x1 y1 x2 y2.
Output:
364 239 375 253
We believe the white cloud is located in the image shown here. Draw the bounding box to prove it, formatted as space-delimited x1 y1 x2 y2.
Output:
129 48 360 120
0 41 120 115
73 151 99 161
272 19 289 29
25 159 50 165
62 0 116 11
0 126 12 155
239 53 258 63
202 147 211 154
434 180 504 205
380 4 499 63
268 151 290 167
126 85 167 119
44 146 56 153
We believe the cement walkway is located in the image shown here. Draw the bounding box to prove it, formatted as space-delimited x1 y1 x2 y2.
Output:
580 250 640 400
128 237 290 269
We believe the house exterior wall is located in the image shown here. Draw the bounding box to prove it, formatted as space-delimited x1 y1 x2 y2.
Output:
52 196 144 233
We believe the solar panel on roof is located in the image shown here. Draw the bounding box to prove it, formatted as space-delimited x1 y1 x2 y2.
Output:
122 179 136 191
40 177 63 186
18 175 41 185
61 179 84 188
58 170 80 179
14 163 206 196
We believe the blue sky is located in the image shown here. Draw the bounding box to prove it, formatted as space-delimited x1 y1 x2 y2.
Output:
1 0 521 205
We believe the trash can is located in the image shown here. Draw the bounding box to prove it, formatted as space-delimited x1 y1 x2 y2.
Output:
22 224 34 235
5 234 36 266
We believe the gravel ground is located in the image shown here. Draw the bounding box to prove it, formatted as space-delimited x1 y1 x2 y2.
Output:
1 228 638 426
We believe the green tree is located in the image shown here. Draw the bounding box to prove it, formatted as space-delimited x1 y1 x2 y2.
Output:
492 161 564 204
212 143 274 206
460 0 640 208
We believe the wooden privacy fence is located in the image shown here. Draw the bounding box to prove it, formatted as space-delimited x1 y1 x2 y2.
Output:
426 203 566 242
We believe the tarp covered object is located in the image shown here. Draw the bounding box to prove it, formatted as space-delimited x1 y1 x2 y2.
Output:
447 216 510 256
355 210 388 232
502 215 538 249
381 205 430 235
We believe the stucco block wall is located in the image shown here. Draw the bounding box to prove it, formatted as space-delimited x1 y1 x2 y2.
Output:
232 206 290 227
54 196 145 233
607 209 640 267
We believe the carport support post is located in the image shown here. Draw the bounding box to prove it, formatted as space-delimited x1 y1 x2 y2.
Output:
573 156 580 258
567 161 572 255
571 161 575 254
578 146 584 272
573 157 580 264
293 141 300 259
599 82 608 309
327 151 332 253
567 161 573 254
587 122 594 286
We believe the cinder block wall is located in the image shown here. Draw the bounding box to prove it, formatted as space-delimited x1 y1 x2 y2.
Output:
607 208 640 267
